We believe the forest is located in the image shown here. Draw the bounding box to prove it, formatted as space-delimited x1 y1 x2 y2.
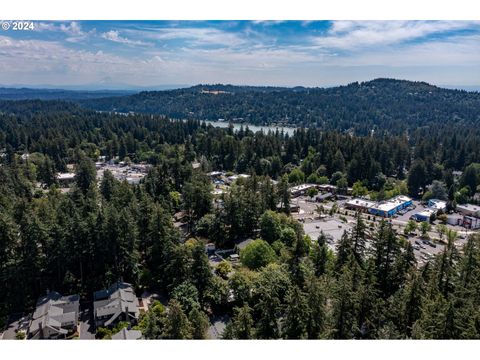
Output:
1 96 480 339
79 78 480 135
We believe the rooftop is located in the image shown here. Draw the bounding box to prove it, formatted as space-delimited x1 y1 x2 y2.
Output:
29 291 79 338
111 328 142 340
93 282 140 327
346 198 376 208
372 195 412 213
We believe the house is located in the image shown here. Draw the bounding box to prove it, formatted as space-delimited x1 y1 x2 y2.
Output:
456 204 480 218
28 291 80 339
111 328 142 340
234 238 254 253
206 243 216 255
56 172 76 186
227 174 250 183
93 282 140 329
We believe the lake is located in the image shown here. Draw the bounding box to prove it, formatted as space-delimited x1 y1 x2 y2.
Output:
202 120 297 136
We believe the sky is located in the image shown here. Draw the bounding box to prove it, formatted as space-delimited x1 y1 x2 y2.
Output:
0 20 479 90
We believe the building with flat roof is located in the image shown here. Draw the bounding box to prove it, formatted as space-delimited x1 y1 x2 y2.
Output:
411 208 436 222
462 215 480 229
28 291 79 339
345 198 376 212
290 183 317 197
369 195 413 217
457 204 480 218
428 199 447 213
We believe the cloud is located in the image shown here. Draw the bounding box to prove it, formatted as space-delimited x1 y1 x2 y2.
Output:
313 20 480 50
59 21 83 36
1 21 480 88
101 30 150 46
35 21 93 43
126 27 247 47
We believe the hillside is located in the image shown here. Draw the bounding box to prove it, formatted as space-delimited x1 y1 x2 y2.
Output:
78 79 480 135
0 87 135 101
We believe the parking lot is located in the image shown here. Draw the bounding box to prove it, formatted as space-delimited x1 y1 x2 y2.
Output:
303 218 352 250
292 194 478 268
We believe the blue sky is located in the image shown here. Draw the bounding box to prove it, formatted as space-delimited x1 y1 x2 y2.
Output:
0 20 479 89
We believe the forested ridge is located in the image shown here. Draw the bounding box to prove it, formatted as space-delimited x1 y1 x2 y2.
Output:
1 96 480 339
78 78 480 135
0 88 134 101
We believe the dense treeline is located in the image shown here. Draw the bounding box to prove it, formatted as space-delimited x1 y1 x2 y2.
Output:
0 88 134 101
1 98 480 339
80 79 480 135
1 151 479 339
1 98 480 196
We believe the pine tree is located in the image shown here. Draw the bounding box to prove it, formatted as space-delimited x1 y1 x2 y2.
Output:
191 241 213 305
189 307 210 339
223 304 255 339
282 285 308 339
311 232 329 277
351 213 367 265
305 276 327 339
335 231 353 273
162 299 193 339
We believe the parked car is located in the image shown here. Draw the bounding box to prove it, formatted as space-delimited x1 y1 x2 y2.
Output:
415 240 421 245
429 242 437 248
413 245 420 250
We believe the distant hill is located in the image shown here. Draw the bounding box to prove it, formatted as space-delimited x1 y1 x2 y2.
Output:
0 87 137 101
78 78 480 135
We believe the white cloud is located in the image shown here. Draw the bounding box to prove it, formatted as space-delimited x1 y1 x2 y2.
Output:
314 20 480 50
59 21 83 36
126 27 247 47
1 21 480 88
101 30 150 46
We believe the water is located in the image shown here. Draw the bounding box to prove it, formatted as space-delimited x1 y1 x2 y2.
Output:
202 120 297 136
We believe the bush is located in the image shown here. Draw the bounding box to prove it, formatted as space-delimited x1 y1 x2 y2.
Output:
215 261 232 279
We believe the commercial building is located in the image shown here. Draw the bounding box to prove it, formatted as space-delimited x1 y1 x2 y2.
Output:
369 195 413 217
345 198 376 212
462 215 480 230
447 214 463 226
28 291 80 339
428 199 447 213
456 204 480 218
307 192 334 203
290 183 317 197
411 209 436 222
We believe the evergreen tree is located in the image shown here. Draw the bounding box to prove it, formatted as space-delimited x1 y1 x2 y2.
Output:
223 304 255 339
162 299 193 339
